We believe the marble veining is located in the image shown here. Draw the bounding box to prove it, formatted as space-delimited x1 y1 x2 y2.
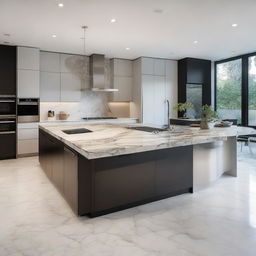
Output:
0 152 256 256
39 123 256 159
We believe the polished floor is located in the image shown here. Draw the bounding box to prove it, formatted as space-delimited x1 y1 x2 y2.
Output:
0 149 256 256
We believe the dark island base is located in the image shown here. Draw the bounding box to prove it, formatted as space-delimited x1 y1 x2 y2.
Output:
39 129 193 217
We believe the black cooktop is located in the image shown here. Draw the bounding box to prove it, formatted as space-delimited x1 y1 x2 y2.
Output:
82 117 118 120
62 128 92 135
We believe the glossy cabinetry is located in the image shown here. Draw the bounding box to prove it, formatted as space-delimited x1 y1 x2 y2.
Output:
40 52 84 102
17 47 40 98
110 59 133 102
131 57 178 126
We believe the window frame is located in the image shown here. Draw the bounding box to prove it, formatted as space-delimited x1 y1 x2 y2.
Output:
215 51 256 128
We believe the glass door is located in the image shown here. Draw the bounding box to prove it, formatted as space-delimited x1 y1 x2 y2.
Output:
216 59 242 124
248 55 256 126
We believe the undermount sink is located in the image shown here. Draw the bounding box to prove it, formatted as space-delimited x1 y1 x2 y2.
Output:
127 126 167 133
62 128 92 134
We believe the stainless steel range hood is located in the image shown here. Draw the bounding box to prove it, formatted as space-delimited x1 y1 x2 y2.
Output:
89 54 118 92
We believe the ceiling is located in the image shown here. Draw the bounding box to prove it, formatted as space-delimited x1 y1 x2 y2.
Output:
0 0 255 61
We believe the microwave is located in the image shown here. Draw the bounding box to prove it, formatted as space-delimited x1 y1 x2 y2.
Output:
17 98 39 123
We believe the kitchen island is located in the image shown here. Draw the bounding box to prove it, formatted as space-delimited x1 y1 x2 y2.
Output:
39 123 255 217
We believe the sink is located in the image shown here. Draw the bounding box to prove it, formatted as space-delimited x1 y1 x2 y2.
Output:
62 128 92 134
127 126 167 133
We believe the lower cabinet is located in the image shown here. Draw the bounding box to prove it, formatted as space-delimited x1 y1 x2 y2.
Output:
18 123 39 156
0 133 16 160
39 129 78 213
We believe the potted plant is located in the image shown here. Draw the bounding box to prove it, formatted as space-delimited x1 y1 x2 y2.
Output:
173 102 194 119
200 105 219 129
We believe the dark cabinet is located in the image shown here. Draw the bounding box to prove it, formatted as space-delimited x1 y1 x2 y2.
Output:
0 45 17 95
0 133 16 160
178 58 212 110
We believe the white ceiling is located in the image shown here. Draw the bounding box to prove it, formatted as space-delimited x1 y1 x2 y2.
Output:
0 0 255 61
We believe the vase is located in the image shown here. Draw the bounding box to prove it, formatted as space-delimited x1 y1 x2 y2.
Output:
200 120 215 129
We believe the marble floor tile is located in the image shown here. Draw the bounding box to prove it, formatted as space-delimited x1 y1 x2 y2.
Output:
0 151 256 256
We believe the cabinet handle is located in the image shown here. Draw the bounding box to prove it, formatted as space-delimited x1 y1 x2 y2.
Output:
0 121 15 123
64 147 77 157
0 131 16 134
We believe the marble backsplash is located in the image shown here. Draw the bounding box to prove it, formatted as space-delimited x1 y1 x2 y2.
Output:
40 91 130 121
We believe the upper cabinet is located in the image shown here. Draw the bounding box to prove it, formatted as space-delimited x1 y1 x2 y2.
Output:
40 52 60 72
40 52 82 102
0 45 16 95
18 47 39 70
17 47 39 98
110 59 133 102
141 57 166 76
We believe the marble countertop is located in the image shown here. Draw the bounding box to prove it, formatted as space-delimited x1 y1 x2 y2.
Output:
39 123 256 160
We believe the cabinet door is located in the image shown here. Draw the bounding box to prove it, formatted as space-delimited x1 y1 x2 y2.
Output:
141 58 154 75
60 73 81 102
17 70 40 98
63 147 78 213
40 52 60 72
142 75 155 125
18 47 39 70
113 59 133 76
112 76 132 102
0 133 16 160
0 45 16 95
18 139 38 155
154 59 166 76
154 76 166 126
40 72 60 101
60 54 86 73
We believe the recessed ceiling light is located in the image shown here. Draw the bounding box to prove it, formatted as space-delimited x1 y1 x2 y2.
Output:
52 34 57 38
193 40 198 44
110 18 116 23
232 23 238 27
125 47 131 51
154 9 163 13
58 3 64 7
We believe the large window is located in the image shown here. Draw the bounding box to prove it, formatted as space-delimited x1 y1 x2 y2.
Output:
216 59 242 124
249 55 256 126
215 52 256 127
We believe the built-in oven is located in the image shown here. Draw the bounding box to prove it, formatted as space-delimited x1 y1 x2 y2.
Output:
0 96 16 117
17 98 39 123
0 116 16 133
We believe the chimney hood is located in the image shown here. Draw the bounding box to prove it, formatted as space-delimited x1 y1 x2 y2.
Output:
89 54 118 92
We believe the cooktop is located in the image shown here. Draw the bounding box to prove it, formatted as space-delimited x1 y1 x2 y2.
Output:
82 117 118 120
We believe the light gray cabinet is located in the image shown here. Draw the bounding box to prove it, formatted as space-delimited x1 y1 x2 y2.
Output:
131 57 177 125
17 47 40 98
142 75 166 126
60 73 81 102
113 59 133 77
111 59 133 102
40 52 60 72
141 57 166 76
18 47 39 70
18 70 40 98
18 123 39 156
40 72 61 102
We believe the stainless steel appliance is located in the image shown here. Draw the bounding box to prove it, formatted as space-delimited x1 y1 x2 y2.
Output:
0 95 16 117
17 98 39 123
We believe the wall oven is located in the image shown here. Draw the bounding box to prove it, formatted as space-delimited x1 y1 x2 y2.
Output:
18 98 39 123
0 96 16 117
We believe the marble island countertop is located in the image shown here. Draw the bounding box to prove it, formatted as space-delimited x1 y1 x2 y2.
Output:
39 123 256 160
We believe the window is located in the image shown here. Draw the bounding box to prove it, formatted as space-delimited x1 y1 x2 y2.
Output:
249 55 256 126
216 59 242 124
